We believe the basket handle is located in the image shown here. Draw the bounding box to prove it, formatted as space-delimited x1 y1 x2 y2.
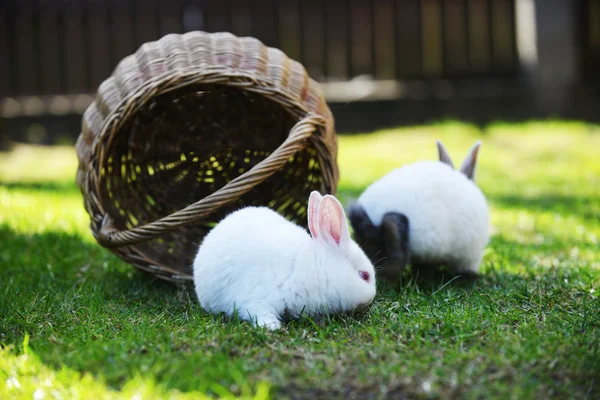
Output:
97 112 326 248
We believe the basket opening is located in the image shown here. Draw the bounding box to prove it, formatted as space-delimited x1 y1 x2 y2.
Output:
98 83 324 277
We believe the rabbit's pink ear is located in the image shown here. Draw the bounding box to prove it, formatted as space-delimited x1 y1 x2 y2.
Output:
307 191 323 238
317 195 350 247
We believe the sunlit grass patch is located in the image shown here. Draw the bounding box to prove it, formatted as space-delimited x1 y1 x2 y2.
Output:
1 120 599 399
0 336 271 400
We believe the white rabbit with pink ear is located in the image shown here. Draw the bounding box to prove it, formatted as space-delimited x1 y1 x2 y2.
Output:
349 140 489 280
193 191 376 330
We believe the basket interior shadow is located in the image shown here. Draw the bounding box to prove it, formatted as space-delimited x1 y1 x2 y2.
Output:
79 81 337 282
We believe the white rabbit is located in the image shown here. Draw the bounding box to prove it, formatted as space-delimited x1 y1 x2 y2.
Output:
349 140 489 280
193 191 376 330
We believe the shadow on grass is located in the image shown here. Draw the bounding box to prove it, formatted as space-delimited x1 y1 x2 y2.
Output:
1 224 599 398
0 224 189 344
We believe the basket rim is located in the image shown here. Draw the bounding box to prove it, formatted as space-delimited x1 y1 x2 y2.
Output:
89 67 323 211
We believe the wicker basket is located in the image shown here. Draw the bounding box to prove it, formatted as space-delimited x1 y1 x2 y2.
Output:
75 31 339 283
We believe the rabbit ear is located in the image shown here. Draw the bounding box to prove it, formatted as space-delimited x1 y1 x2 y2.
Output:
317 195 350 248
307 191 323 239
348 203 378 239
436 140 455 169
381 212 410 267
459 140 482 180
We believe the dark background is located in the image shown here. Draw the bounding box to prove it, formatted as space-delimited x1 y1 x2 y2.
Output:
0 0 598 145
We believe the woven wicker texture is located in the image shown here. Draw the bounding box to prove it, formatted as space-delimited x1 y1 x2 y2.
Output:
76 31 339 283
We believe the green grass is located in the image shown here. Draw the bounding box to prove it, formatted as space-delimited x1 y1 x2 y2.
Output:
1 120 599 399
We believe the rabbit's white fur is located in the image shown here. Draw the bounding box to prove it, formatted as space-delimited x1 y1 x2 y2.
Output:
355 141 489 273
193 192 376 330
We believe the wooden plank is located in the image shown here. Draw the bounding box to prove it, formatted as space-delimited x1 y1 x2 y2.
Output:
39 5 62 94
588 0 600 73
231 0 253 37
278 0 302 62
467 0 491 70
534 0 580 90
252 0 278 48
421 0 443 77
87 2 112 90
490 0 515 67
443 0 468 75
111 0 135 65
159 0 183 35
301 0 325 79
591 0 600 52
14 5 37 95
204 0 230 33
324 0 350 80
63 4 87 93
349 0 373 77
373 0 396 79
133 0 160 47
395 0 422 78
0 6 12 97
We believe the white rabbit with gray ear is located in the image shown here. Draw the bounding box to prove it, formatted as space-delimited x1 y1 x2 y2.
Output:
193 191 376 330
349 140 489 280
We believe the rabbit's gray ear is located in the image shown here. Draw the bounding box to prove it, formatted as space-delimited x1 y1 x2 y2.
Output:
348 204 378 238
459 140 482 180
381 212 411 272
436 140 455 169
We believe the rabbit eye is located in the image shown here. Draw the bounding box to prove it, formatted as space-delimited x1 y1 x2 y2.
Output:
359 271 370 282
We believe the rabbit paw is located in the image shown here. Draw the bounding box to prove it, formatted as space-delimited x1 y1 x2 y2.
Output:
242 306 282 330
254 313 282 330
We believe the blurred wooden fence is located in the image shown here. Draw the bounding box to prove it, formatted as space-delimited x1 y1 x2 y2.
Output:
0 0 599 140
0 0 520 99
580 0 600 78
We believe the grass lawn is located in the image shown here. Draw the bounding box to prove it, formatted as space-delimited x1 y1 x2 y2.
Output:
1 120 599 399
